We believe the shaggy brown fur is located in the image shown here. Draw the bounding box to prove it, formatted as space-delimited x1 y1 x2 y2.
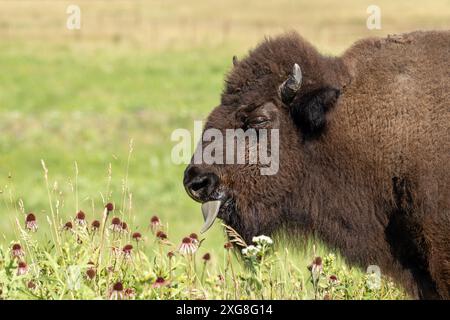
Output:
183 31 450 299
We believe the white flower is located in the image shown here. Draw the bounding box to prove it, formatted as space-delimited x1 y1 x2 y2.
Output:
252 235 273 246
242 245 260 257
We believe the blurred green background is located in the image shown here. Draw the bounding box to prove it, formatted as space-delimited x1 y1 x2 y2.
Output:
0 0 449 257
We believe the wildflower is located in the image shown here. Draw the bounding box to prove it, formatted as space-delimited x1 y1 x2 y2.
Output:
150 215 160 232
110 217 121 233
189 233 199 244
27 281 36 290
152 277 168 288
156 230 167 240
110 282 124 300
311 256 323 274
11 243 24 259
132 232 142 241
86 268 96 280
63 221 73 231
122 244 133 259
105 203 114 213
25 213 38 232
179 237 198 255
329 275 339 284
75 211 86 226
124 288 136 299
91 220 100 230
111 246 121 257
167 251 175 259
120 221 128 233
202 253 211 262
241 245 260 257
17 261 28 276
224 242 233 250
252 235 273 246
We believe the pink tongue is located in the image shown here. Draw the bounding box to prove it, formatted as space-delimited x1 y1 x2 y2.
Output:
200 200 221 233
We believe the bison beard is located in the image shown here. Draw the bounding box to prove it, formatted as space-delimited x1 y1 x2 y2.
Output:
183 30 450 299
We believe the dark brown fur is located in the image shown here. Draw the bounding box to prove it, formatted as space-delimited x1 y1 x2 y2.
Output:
184 31 450 299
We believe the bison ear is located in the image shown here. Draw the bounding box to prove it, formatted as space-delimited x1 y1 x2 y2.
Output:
290 86 340 139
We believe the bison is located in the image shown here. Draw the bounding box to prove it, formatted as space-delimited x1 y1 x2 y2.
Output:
183 31 450 299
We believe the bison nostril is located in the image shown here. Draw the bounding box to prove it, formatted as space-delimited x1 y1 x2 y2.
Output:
183 167 219 202
191 176 210 192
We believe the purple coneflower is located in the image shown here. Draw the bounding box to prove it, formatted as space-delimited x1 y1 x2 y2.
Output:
11 243 24 259
110 282 124 300
156 230 167 240
91 220 100 230
27 281 36 290
202 253 211 262
167 251 175 259
120 221 128 233
329 275 339 284
25 213 38 232
132 232 142 242
224 242 233 250
152 277 168 288
189 233 199 244
105 203 114 213
124 288 135 299
75 211 86 226
311 256 323 274
179 237 197 255
17 261 28 276
109 217 122 233
86 267 96 280
150 215 161 232
122 244 133 259
63 221 73 231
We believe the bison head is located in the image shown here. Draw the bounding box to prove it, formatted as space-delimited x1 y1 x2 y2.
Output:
183 33 347 243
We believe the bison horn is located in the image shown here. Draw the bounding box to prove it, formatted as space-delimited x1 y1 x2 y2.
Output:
200 200 221 233
279 63 302 103
232 55 239 67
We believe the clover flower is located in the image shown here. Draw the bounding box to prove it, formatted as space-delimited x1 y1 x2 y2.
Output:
179 237 197 255
25 213 38 232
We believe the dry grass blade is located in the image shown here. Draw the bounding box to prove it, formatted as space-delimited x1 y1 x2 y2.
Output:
222 223 248 248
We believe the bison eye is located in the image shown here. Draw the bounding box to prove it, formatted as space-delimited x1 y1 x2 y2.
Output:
247 116 269 129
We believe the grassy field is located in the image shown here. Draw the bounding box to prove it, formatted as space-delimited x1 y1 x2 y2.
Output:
0 0 449 299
